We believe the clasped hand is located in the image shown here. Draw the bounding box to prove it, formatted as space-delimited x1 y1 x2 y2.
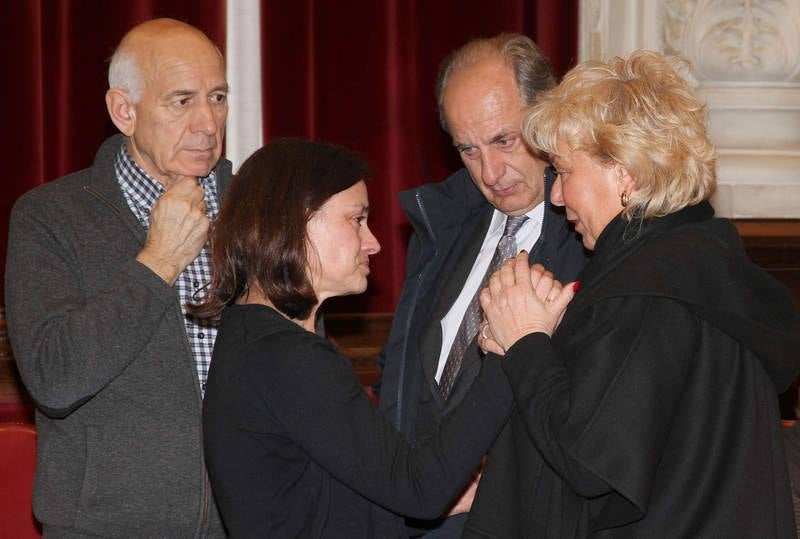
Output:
478 252 576 355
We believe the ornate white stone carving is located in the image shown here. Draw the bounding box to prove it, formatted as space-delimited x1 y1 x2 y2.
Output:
579 0 800 218
663 0 800 83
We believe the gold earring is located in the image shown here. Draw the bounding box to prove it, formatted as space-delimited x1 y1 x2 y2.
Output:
620 191 630 207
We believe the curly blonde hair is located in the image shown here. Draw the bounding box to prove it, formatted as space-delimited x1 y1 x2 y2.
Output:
523 49 716 220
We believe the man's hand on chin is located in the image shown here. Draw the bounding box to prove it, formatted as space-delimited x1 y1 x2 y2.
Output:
136 176 209 285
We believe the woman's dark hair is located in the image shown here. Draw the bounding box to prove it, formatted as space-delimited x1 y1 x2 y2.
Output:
193 138 370 320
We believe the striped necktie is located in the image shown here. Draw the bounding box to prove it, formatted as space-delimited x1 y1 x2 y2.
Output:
438 214 528 399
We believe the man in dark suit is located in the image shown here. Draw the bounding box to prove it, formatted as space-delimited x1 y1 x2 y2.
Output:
378 33 587 537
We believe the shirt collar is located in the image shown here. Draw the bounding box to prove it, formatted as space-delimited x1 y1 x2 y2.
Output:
118 142 165 200
489 201 546 235
117 141 218 194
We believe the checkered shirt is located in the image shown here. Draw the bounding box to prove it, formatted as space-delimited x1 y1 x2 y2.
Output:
114 143 219 394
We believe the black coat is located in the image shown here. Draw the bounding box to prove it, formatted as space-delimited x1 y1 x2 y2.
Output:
465 202 800 538
203 304 512 538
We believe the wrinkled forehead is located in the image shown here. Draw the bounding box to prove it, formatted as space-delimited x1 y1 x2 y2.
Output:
149 49 224 80
444 60 524 121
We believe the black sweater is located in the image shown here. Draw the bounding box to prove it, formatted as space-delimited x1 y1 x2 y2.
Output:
203 304 512 538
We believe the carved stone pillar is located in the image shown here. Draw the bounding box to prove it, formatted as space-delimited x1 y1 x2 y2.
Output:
578 0 800 218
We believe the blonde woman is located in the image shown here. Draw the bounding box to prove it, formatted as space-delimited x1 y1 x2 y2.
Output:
468 50 800 538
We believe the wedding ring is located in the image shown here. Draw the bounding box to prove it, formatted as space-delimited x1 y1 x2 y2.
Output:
480 322 489 340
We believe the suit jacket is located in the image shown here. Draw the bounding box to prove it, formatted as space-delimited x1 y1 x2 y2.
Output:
464 202 800 538
5 134 230 538
377 167 587 531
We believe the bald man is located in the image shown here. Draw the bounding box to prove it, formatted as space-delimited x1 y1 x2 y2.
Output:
6 19 230 537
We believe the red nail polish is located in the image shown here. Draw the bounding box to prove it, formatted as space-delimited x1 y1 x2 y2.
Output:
572 281 581 293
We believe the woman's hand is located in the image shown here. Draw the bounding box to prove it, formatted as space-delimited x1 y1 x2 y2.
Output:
479 253 576 350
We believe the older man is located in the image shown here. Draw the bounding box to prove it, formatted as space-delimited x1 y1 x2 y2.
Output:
5 19 229 537
377 34 587 537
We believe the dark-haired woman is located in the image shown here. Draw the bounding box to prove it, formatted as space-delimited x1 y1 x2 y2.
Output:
198 138 512 538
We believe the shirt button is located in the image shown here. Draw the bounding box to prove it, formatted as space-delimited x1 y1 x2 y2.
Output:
198 332 205 339
193 280 200 288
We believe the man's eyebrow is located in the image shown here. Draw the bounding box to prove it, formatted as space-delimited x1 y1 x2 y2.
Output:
489 130 516 144
166 84 229 99
167 89 196 99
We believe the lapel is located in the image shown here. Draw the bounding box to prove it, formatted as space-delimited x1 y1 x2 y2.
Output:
417 205 493 406
443 202 552 411
430 206 494 330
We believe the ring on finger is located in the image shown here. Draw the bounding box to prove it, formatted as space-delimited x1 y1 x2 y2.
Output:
480 322 489 340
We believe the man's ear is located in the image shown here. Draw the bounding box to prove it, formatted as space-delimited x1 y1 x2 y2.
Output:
106 89 136 136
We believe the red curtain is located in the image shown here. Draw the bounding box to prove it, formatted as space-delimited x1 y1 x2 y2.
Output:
260 0 578 313
1 0 577 312
0 1 225 298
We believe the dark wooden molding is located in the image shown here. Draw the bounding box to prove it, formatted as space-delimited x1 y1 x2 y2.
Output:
735 219 800 311
735 219 800 416
734 219 800 238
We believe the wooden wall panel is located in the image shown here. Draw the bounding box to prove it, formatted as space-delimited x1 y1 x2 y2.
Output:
736 221 800 312
324 313 392 387
737 221 800 416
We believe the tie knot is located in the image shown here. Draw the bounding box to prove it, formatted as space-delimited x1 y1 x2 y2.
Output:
503 215 528 238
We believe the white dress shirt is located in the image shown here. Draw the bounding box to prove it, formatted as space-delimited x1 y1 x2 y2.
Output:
435 202 545 382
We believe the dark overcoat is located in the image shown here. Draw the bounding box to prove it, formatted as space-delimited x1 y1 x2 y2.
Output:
466 202 800 538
